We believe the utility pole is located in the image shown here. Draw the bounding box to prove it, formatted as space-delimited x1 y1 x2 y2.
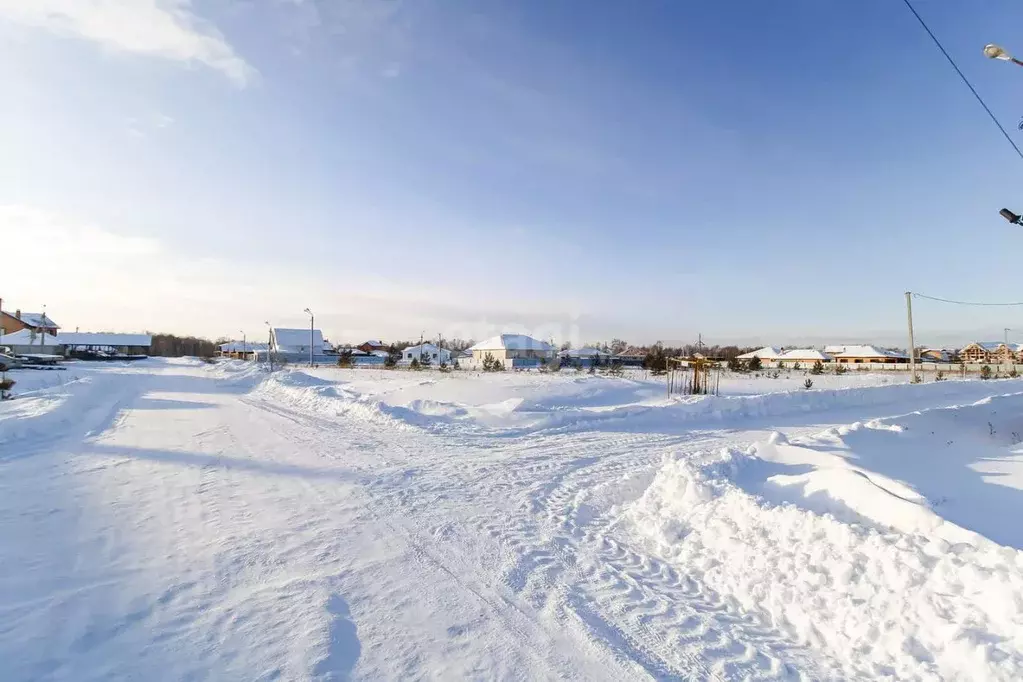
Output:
906 292 918 382
304 308 314 367
265 321 273 372
240 330 246 361
1006 328 1013 366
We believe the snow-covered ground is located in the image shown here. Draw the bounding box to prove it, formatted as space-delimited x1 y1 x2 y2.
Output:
2 359 1022 680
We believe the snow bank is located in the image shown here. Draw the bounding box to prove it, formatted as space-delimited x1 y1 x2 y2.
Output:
627 397 1023 680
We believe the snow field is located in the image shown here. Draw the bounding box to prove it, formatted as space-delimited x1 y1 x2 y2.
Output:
3 359 1023 680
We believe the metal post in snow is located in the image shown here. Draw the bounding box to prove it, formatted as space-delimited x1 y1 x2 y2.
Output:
304 308 314 367
906 292 918 382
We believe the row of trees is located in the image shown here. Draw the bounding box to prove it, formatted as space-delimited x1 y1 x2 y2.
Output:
149 333 219 358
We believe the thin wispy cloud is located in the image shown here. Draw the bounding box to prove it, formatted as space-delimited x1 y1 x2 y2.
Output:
0 0 256 86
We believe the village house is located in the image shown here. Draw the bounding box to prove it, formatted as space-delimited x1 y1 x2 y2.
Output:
958 341 1022 364
463 334 556 369
920 348 955 363
776 349 831 367
824 345 910 364
400 343 452 366
736 347 784 363
217 341 269 359
357 340 389 353
0 303 59 337
0 329 60 355
559 347 612 367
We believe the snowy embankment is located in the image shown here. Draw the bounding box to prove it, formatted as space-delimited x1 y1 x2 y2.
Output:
627 392 1023 680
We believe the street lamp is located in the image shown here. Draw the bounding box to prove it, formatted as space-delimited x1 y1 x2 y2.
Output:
240 329 247 360
1000 208 1023 225
303 308 314 367
984 44 1023 66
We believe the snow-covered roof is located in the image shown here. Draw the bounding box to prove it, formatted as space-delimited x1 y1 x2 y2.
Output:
559 347 611 358
1 311 59 329
826 345 907 359
470 334 555 352
402 343 450 355
964 341 1005 352
219 341 268 352
779 348 832 361
736 346 783 360
272 328 326 351
0 329 59 345
57 332 153 347
370 350 391 358
361 339 385 346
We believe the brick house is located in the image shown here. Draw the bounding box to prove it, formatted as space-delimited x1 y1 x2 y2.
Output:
0 302 60 336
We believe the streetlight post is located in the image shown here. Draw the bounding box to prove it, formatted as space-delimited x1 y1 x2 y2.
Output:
303 308 314 367
240 330 247 361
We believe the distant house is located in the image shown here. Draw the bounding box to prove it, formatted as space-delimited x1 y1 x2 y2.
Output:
464 334 556 369
614 346 648 367
0 329 60 355
270 327 334 363
920 348 954 363
559 347 612 367
0 306 59 336
400 343 452 366
357 340 388 353
736 347 784 362
218 341 268 359
959 341 1021 364
777 349 831 366
825 345 909 364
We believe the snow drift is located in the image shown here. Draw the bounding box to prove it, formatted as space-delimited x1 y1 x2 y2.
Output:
627 393 1023 680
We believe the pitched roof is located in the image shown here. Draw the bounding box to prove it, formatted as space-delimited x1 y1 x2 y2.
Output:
57 332 153 347
470 334 555 352
219 341 268 352
0 329 59 345
779 348 832 361
963 341 1009 352
736 346 783 360
2 311 59 329
559 347 611 358
361 339 385 346
826 344 908 359
272 328 326 350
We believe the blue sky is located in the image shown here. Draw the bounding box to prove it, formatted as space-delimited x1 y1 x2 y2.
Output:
4 0 1023 347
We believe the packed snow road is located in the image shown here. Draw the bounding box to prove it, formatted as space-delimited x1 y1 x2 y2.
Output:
2 359 1023 680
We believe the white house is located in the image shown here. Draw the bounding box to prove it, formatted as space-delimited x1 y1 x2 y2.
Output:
270 327 334 362
736 347 784 362
400 343 452 366
777 348 831 366
464 334 556 369
825 344 909 364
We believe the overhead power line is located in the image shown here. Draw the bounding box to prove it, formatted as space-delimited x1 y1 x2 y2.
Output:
900 0 1023 162
913 292 1023 307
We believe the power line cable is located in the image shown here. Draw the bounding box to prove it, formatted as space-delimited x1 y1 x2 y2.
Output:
900 0 1023 162
913 292 1023 306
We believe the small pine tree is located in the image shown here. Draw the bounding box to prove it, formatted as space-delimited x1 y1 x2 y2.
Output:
726 356 742 372
1011 368 1019 379
981 364 992 380
384 344 400 369
493 359 505 372
834 363 847 375
935 370 946 382
482 352 497 372
803 378 814 389
748 356 762 372
419 351 432 368
792 362 801 371
410 357 420 370
810 360 824 375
